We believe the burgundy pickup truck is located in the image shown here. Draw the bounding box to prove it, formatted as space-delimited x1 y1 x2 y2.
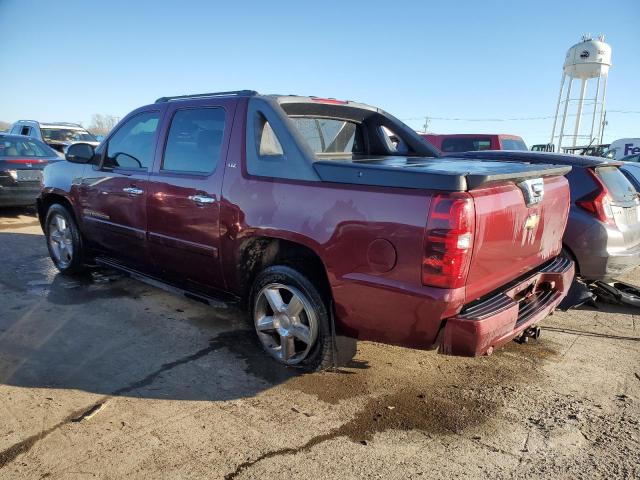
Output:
37 91 574 370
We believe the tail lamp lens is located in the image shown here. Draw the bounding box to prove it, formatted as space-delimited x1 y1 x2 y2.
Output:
576 169 615 226
422 193 475 289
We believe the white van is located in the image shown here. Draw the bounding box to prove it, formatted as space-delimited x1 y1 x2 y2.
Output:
605 138 640 160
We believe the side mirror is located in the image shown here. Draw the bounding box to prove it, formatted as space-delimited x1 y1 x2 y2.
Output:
66 143 95 164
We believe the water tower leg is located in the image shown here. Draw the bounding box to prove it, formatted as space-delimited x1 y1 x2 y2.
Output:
572 79 588 147
589 74 602 143
598 74 609 144
550 74 566 145
557 78 573 152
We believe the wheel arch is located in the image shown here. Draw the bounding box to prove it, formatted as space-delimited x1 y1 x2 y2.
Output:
235 235 332 307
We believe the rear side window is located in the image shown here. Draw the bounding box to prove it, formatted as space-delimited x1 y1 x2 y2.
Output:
441 137 491 153
162 108 225 174
106 111 159 170
596 166 638 203
21 126 31 136
289 118 363 155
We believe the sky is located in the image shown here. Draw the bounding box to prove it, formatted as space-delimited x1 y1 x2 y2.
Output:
0 0 638 146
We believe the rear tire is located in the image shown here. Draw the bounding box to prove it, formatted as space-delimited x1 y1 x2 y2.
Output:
250 265 333 371
44 204 87 275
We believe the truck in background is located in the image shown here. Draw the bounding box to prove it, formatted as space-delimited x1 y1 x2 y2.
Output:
420 133 528 153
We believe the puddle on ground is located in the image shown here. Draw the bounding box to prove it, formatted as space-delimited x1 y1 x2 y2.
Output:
25 269 134 304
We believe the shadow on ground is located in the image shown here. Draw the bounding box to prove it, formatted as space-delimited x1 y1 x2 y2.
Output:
0 232 360 403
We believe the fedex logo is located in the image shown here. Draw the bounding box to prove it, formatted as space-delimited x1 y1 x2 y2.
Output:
625 143 640 156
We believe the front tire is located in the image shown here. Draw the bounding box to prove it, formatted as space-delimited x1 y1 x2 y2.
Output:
250 265 333 371
45 204 87 275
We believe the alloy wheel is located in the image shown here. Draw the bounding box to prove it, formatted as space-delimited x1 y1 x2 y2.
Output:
48 214 73 268
254 283 318 365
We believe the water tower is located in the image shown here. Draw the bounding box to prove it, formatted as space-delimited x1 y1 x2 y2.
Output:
549 35 611 151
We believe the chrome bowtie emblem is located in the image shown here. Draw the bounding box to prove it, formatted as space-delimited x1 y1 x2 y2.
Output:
518 178 544 207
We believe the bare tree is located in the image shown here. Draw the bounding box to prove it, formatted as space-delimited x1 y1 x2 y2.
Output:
0 121 10 132
87 114 118 136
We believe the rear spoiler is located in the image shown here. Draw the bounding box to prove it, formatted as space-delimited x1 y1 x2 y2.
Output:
313 159 571 192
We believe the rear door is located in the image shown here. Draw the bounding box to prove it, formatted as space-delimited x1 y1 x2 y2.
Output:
146 100 234 295
79 109 161 272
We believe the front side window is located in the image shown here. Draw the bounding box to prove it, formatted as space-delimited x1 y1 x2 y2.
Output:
21 126 31 136
105 111 159 170
162 108 225 174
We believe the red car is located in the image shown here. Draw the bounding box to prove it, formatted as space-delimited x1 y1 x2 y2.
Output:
421 133 528 153
37 91 573 370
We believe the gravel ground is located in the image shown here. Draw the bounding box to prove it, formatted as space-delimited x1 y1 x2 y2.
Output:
0 207 638 479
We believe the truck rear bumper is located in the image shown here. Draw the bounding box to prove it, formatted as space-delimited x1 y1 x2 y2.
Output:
439 256 574 357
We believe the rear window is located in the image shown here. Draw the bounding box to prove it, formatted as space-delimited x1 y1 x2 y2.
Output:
0 137 55 157
289 117 364 155
595 166 638 203
441 137 491 153
500 138 528 151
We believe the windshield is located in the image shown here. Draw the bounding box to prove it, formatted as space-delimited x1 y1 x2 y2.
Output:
0 137 57 157
42 127 96 143
289 117 364 155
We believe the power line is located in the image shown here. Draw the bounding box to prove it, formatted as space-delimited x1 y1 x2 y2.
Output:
401 109 640 123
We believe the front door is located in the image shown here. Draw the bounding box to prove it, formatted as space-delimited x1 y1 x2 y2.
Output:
146 103 232 295
79 110 161 272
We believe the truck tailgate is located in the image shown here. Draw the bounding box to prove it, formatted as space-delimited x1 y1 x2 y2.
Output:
465 175 570 302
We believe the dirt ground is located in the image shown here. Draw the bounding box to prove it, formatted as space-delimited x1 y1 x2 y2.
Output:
0 207 638 479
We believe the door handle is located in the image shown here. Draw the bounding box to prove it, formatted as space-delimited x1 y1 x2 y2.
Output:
123 187 144 196
189 194 216 205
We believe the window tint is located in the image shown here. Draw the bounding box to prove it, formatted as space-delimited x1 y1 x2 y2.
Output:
162 108 225 174
441 137 491 153
21 126 30 136
595 166 638 203
106 111 159 170
289 117 362 155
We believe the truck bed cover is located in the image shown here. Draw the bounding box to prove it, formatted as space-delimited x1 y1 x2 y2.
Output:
313 156 571 191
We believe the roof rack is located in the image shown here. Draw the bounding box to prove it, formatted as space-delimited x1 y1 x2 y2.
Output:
44 122 83 127
155 90 258 103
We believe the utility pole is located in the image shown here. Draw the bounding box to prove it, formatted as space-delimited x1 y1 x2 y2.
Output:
423 116 430 133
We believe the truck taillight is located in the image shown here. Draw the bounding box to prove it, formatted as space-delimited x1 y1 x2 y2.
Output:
576 169 615 226
422 193 475 289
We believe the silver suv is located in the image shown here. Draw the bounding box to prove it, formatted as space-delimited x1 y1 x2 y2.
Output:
9 120 100 157
456 150 640 281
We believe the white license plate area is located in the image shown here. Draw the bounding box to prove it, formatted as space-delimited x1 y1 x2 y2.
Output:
16 170 42 182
